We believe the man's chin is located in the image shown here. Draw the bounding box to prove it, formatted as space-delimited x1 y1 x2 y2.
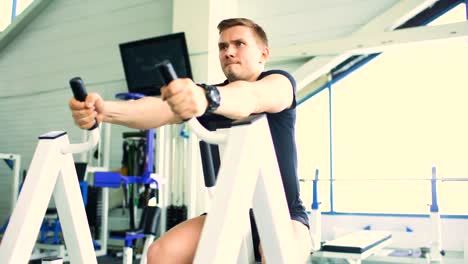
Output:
223 69 239 81
225 72 241 82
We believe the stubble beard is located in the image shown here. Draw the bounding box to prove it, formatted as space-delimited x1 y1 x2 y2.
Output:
224 68 242 82
226 72 240 82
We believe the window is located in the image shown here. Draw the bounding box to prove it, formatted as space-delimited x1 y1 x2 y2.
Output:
0 0 35 32
296 88 331 212
0 0 13 31
15 0 34 17
296 3 468 215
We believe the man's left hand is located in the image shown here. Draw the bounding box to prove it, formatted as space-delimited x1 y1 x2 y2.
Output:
161 78 208 120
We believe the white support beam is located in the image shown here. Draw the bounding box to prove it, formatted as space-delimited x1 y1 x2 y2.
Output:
173 0 238 218
0 153 20 160
173 0 237 84
350 21 468 55
292 55 348 94
274 0 446 93
274 21 468 59
356 0 440 33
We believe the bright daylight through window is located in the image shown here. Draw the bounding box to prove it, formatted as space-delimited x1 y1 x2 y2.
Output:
296 3 468 215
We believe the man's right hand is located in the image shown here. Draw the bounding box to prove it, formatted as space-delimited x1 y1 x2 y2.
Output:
69 93 104 129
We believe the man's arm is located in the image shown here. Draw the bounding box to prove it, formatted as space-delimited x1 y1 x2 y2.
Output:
161 73 294 121
102 97 181 129
215 73 294 119
69 94 181 130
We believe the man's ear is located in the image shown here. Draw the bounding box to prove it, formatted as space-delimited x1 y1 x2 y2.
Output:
260 46 270 64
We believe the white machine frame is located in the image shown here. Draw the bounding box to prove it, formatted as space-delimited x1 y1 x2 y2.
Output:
0 114 298 263
0 129 99 264
190 115 298 263
81 123 111 258
0 153 21 214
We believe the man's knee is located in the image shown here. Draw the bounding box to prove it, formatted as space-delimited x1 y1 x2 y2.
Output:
146 238 180 263
146 240 158 262
147 239 164 263
146 216 206 263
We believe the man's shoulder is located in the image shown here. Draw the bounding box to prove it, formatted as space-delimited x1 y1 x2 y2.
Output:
258 70 296 89
260 69 293 77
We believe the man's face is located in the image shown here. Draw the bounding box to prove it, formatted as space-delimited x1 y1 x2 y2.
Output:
218 25 269 82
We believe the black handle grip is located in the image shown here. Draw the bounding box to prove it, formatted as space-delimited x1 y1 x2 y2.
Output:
155 60 191 122
155 60 178 85
69 77 98 130
70 77 88 102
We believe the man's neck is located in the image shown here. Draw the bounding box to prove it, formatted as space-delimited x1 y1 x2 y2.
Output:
227 69 263 83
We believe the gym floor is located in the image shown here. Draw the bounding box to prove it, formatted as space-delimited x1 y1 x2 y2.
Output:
39 251 463 264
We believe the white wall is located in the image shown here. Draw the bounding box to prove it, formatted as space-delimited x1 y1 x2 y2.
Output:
0 0 172 220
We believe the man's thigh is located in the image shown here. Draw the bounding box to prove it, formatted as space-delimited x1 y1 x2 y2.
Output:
148 215 206 263
258 220 312 264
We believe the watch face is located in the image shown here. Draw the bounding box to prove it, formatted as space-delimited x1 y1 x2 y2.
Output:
205 85 220 113
208 88 220 105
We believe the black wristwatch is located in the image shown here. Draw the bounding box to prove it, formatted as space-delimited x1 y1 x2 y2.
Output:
199 84 221 114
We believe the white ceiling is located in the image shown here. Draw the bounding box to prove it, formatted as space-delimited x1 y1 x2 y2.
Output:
239 0 400 48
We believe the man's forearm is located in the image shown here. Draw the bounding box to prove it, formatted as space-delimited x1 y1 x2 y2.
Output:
215 81 259 120
102 97 179 129
214 75 293 119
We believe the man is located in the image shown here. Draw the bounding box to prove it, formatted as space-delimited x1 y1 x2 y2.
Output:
70 18 311 263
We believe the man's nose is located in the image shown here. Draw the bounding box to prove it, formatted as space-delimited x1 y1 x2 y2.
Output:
224 46 235 58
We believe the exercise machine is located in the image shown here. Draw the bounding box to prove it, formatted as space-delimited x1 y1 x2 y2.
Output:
429 167 445 262
306 165 463 263
0 60 307 263
0 153 21 214
0 78 99 263
309 169 321 251
94 119 162 264
0 153 21 234
306 169 392 264
313 230 392 264
157 61 300 263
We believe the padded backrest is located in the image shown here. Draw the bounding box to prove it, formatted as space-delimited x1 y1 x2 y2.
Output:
139 206 161 235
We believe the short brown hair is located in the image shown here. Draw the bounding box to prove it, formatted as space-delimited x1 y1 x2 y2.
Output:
217 18 268 47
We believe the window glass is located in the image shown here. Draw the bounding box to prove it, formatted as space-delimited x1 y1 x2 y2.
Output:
0 0 35 31
296 89 331 211
331 3 468 214
16 0 34 17
0 0 13 31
